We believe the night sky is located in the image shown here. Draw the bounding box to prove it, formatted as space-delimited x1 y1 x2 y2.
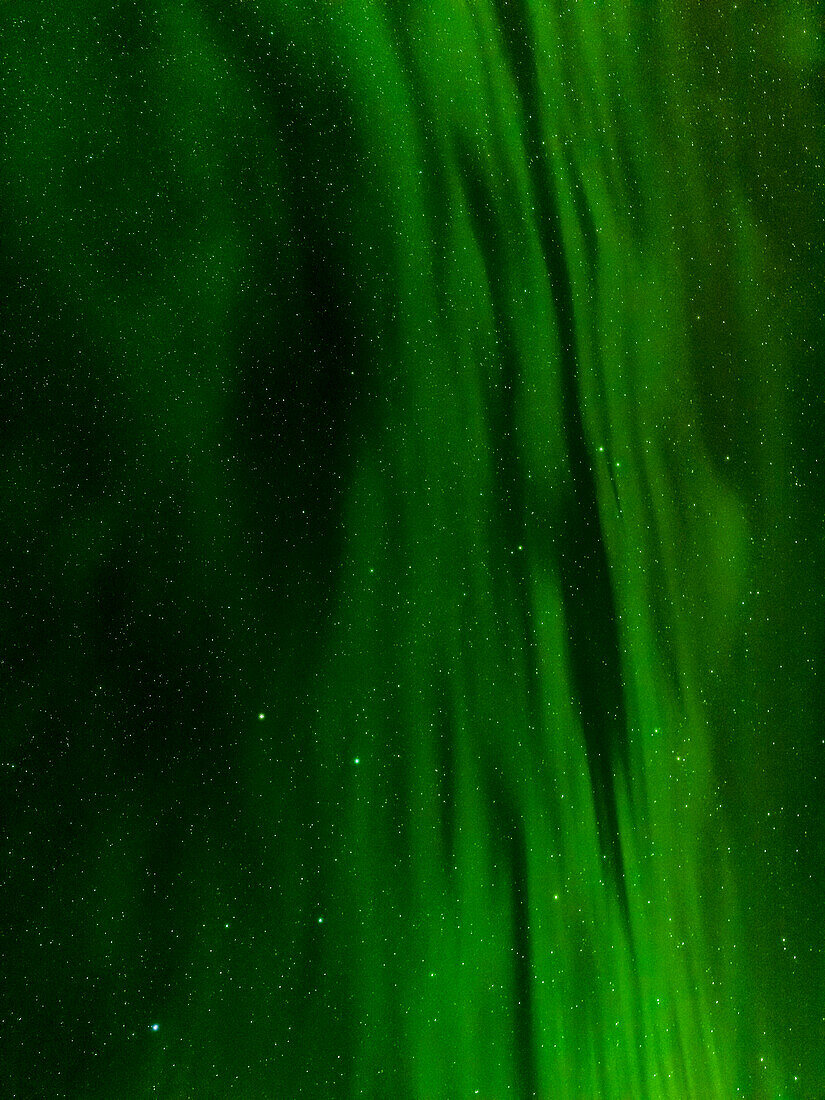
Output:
2 1 824 1097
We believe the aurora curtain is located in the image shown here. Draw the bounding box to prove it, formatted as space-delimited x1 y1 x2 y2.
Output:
2 1 823 1096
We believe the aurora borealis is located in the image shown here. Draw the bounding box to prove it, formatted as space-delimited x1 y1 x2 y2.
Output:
2 0 824 1096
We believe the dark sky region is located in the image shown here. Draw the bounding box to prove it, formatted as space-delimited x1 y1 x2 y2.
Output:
1 1 824 1097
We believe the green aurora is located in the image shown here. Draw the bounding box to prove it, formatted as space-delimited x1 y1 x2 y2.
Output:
2 1 824 1096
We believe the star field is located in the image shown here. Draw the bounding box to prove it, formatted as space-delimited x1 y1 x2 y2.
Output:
1 1 823 1097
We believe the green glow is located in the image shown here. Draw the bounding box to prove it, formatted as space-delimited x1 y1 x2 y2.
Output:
1 0 822 1097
